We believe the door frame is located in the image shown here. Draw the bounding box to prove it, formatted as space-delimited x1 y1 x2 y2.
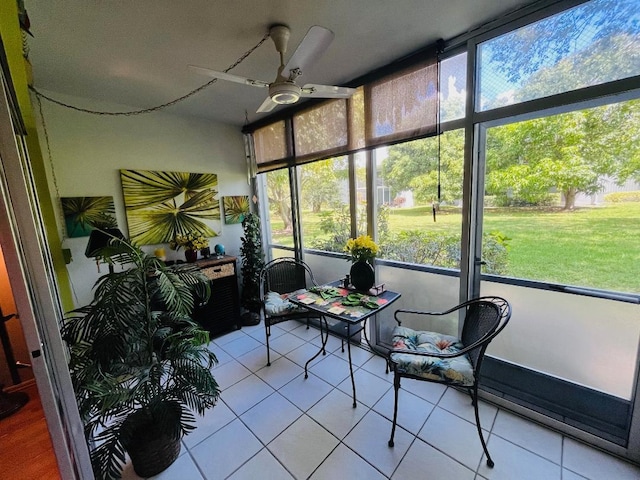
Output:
0 63 93 479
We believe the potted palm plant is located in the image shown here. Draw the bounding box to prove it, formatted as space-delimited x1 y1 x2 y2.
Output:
61 233 220 479
240 212 264 325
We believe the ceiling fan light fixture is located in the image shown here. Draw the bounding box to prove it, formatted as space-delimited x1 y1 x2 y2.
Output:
269 82 301 104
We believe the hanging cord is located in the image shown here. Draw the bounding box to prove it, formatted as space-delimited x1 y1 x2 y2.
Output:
28 32 271 116
35 93 67 237
433 39 444 222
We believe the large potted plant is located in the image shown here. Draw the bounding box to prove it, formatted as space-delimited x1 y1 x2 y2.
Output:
61 234 220 479
240 212 264 325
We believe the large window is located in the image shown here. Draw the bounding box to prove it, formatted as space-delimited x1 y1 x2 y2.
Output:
483 98 640 295
477 0 640 111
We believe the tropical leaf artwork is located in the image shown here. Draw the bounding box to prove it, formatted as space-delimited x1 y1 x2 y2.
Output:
223 196 250 224
120 169 221 245
61 196 117 238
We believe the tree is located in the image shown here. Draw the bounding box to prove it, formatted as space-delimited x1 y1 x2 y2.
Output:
380 129 464 204
266 169 293 232
484 7 640 210
299 158 346 213
486 0 639 84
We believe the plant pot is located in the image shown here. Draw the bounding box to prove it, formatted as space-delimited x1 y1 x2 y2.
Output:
185 249 198 262
350 261 375 292
127 430 181 477
241 310 261 326
123 405 182 477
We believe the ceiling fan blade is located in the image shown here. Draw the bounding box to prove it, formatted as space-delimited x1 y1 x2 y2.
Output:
283 25 334 79
257 96 279 113
188 65 270 88
301 84 356 98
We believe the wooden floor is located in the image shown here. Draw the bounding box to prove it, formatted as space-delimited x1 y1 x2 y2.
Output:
0 382 61 480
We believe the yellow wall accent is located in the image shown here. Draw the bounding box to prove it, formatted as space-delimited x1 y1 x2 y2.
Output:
1 0 74 312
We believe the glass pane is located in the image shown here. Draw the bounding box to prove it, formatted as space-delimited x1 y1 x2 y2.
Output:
483 98 640 295
254 121 287 165
477 0 640 111
263 169 294 248
294 100 348 159
482 280 639 400
298 156 350 253
440 53 467 122
376 130 464 268
354 151 368 237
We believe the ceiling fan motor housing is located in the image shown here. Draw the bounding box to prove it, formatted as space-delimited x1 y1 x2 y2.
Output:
269 81 301 104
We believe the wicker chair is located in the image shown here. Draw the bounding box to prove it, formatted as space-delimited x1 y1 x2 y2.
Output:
260 257 327 366
387 296 511 468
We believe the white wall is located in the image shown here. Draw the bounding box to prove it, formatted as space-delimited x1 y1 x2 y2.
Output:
35 91 248 308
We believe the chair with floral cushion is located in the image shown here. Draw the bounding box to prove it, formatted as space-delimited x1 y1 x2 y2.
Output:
387 296 511 468
260 257 328 366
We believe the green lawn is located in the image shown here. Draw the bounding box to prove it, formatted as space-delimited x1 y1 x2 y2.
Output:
270 203 640 294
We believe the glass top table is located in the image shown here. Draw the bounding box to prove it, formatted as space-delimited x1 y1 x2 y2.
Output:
288 281 401 407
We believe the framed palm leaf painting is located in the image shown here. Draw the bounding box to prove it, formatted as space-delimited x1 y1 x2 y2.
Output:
120 169 221 245
223 196 250 224
61 196 116 238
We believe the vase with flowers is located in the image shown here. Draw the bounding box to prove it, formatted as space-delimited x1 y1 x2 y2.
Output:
344 235 379 291
170 233 209 263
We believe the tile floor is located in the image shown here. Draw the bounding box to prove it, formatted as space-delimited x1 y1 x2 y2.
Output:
121 321 640 480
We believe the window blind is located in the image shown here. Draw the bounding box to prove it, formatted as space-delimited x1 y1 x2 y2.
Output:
364 58 438 148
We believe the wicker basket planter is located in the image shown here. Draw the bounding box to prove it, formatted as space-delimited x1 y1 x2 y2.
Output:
128 431 181 477
123 404 183 477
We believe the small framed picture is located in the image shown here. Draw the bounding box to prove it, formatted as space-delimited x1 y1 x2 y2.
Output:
223 195 250 224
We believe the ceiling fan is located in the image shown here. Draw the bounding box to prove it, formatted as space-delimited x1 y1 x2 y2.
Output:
189 24 356 113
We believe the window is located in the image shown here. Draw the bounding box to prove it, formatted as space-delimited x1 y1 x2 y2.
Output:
477 0 640 111
440 52 467 122
483 98 640 295
264 169 294 248
298 156 350 252
376 130 464 268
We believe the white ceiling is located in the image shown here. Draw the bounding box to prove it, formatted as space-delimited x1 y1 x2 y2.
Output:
27 0 534 127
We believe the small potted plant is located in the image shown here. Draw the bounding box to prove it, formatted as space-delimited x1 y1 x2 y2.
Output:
62 233 220 479
240 213 264 325
169 232 210 262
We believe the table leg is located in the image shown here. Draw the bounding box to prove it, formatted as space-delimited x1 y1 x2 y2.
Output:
305 316 329 379
347 323 357 408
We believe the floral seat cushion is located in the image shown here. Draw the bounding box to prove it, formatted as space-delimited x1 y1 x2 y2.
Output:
389 326 475 386
264 291 308 317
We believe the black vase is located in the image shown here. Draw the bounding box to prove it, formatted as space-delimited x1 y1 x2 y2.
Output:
350 261 375 292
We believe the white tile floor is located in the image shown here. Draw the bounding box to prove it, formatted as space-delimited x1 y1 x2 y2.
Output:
121 321 640 480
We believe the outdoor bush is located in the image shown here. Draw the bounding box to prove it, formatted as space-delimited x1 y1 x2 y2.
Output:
310 204 389 252
379 231 460 268
482 231 510 275
493 192 558 207
377 229 509 274
604 191 640 203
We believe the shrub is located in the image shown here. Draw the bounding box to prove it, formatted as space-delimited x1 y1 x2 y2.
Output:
604 191 640 203
378 229 509 274
493 192 558 207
